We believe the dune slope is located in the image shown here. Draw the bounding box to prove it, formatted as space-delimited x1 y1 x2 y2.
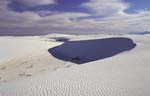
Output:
0 34 150 96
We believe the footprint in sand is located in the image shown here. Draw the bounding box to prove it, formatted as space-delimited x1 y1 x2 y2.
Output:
0 66 6 70
18 72 32 78
25 74 32 77
64 65 72 68
26 65 33 68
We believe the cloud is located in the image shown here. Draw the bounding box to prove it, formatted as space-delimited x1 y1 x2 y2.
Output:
0 0 150 35
81 0 129 16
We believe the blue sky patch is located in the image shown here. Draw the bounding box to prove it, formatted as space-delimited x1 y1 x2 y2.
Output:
124 0 150 13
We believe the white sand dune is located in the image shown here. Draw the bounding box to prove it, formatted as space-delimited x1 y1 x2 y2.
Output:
0 36 67 82
0 34 150 96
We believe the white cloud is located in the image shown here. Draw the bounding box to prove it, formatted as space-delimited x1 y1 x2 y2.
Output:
0 0 150 35
81 0 129 16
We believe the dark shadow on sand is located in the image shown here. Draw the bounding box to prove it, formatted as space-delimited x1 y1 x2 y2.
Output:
48 37 136 64
51 37 70 42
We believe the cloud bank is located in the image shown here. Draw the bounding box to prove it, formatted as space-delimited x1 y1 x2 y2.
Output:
0 0 150 35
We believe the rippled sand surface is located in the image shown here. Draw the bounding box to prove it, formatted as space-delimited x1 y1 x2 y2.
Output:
0 34 150 96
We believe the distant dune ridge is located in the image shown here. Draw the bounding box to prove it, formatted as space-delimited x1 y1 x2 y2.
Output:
49 37 136 64
129 31 150 35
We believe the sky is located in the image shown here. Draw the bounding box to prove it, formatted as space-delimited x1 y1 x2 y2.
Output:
0 0 150 35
